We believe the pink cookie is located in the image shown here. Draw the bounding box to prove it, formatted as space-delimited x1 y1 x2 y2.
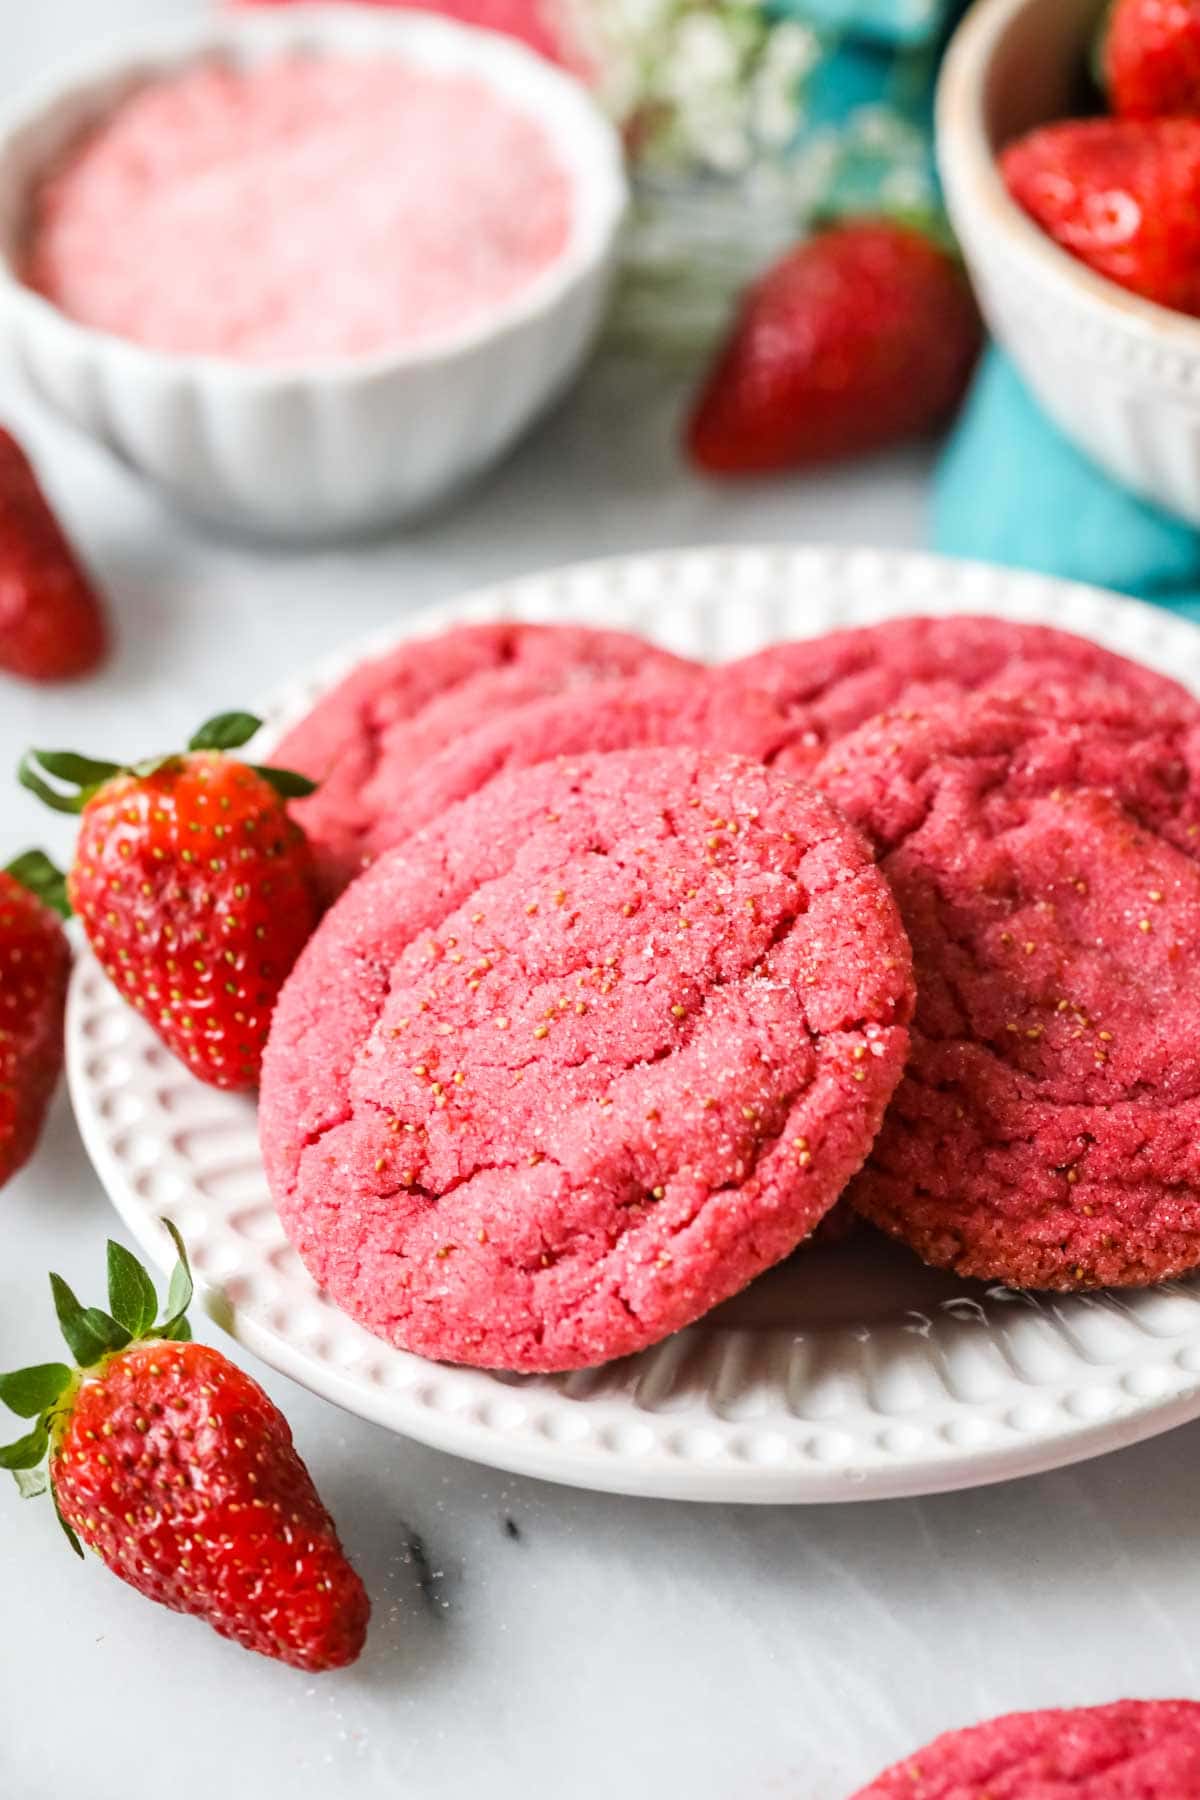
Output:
818 683 1200 1290
274 621 694 897
260 748 914 1371
850 1700 1200 1797
338 671 807 854
728 615 1196 776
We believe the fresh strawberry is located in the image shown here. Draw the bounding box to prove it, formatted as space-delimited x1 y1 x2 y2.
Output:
684 220 982 476
1105 0 1200 119
0 851 70 1188
0 1229 370 1670
0 427 108 682
1002 118 1200 314
20 713 320 1090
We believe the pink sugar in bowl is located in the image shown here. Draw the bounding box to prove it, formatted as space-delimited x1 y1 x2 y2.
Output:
0 6 627 540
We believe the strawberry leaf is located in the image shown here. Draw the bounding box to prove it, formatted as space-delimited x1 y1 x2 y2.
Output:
161 1315 193 1344
106 1241 159 1339
18 749 122 814
189 712 263 754
0 1421 49 1471
4 850 71 919
49 1274 130 1368
158 1220 193 1339
0 1363 72 1419
254 765 318 800
52 1487 83 1559
17 754 88 815
28 750 122 787
14 1466 48 1500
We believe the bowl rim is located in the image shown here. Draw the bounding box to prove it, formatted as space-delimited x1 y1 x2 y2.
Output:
935 0 1200 356
0 2 629 388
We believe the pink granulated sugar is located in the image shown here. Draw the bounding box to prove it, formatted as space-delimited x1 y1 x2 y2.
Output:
24 56 574 363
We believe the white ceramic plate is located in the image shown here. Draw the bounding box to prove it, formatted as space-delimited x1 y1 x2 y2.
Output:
67 545 1200 1502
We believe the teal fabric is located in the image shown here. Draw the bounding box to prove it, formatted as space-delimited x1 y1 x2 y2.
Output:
801 36 938 132
802 38 912 125
769 0 959 48
792 39 942 216
932 351 1200 621
761 5 972 229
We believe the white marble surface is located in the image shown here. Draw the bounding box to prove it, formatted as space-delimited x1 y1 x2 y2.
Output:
5 7 1200 1798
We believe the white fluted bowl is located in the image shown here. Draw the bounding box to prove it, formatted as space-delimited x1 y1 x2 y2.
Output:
937 0 1200 527
0 7 627 541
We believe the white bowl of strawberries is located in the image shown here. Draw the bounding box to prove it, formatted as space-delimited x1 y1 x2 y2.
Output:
937 0 1200 527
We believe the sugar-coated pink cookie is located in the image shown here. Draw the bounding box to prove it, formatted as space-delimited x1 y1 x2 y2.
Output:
260 748 914 1371
729 615 1196 776
818 683 1200 1290
850 1700 1200 1797
274 622 694 897
341 671 809 854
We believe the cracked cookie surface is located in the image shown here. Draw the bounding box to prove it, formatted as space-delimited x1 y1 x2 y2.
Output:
275 622 694 899
851 1700 1200 1797
818 684 1200 1290
260 748 914 1371
730 614 1197 776
351 672 810 851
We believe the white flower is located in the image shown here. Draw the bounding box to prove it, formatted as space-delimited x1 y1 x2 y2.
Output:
752 24 820 147
557 0 808 175
667 13 743 91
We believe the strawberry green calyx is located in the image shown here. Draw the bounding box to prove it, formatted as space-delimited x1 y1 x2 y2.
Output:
0 1223 194 1550
17 711 318 815
4 849 71 919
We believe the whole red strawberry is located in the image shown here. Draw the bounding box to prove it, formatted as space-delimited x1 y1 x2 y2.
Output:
1106 0 1200 119
685 220 982 476
20 713 320 1090
0 427 108 682
0 1228 369 1670
0 851 70 1188
1002 118 1200 315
